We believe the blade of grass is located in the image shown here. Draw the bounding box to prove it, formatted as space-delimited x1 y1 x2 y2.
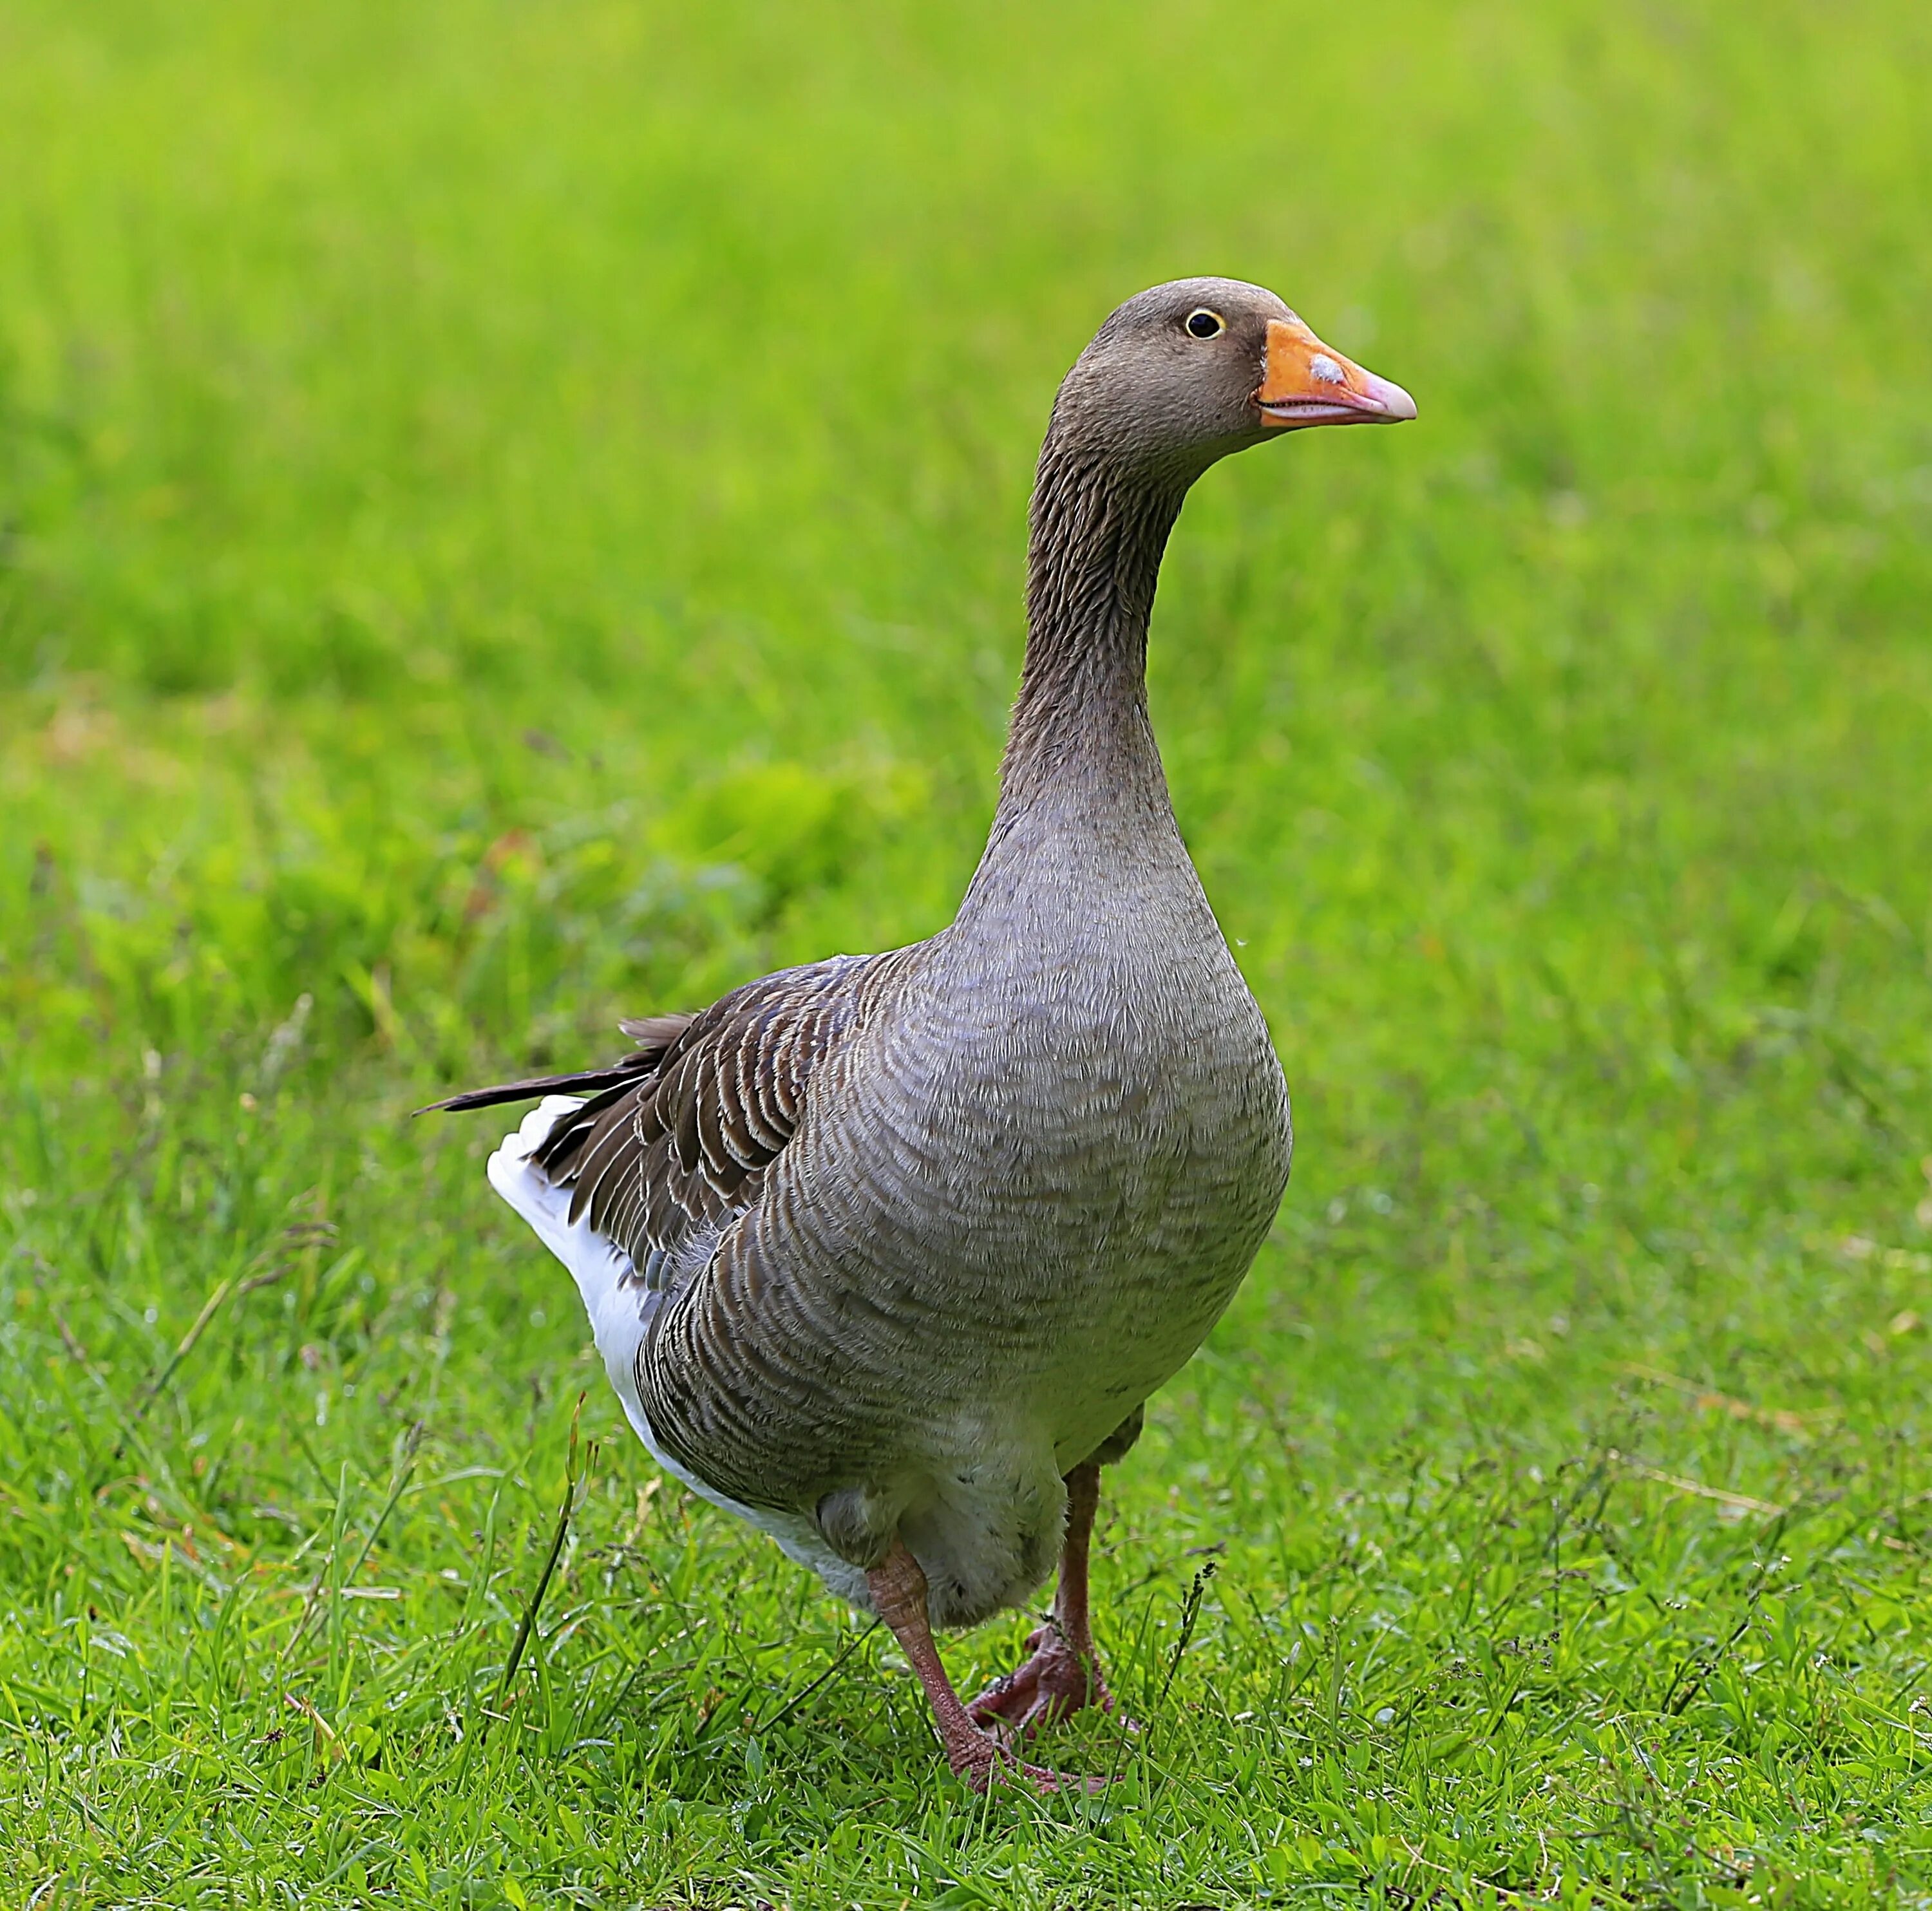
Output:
491 1396 596 1733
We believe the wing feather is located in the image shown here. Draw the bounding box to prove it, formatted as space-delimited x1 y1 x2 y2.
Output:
427 951 903 1281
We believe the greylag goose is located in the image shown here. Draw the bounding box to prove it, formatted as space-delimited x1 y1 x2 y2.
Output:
428 279 1414 1790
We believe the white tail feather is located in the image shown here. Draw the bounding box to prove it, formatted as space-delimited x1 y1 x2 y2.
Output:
486 1097 650 1391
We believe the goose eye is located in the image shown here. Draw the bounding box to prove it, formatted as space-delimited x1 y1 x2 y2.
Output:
1184 309 1225 340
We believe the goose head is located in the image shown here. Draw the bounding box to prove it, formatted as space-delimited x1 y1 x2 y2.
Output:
1048 276 1416 482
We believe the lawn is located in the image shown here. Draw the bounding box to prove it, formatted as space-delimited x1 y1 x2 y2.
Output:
3 0 1931 1902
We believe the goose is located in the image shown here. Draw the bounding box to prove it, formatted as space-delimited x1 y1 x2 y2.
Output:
428 278 1414 1790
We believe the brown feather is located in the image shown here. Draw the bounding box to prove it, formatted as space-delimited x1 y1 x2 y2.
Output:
428 954 898 1279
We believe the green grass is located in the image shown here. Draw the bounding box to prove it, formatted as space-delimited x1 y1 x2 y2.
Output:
3 0 1931 1902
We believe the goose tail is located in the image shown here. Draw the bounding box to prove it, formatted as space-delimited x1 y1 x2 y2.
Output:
485 1098 656 1401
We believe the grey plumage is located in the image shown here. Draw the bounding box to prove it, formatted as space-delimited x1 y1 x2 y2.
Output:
428 277 1415 1785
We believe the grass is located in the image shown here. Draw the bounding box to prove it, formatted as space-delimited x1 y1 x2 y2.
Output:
2 0 1931 1901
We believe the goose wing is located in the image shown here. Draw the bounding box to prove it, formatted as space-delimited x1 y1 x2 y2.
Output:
424 952 896 1283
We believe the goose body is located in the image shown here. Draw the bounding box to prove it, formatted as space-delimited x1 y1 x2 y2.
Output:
433 278 1414 1786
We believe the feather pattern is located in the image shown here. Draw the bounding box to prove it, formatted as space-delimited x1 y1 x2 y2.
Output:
426 952 911 1292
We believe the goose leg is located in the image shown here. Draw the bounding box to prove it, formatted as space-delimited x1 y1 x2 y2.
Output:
866 1539 1099 1793
967 1460 1124 1738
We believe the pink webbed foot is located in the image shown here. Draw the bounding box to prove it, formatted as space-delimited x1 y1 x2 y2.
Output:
866 1538 1112 1794
942 1720 1111 1796
966 1620 1133 1742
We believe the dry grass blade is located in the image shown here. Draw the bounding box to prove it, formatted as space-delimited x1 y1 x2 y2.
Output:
283 1691 343 1766
1609 1450 1788 1518
1621 1364 1827 1436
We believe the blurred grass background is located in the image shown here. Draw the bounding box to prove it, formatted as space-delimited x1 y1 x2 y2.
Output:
2 0 1930 1903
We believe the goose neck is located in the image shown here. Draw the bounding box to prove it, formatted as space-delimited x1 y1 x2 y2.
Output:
994 443 1188 822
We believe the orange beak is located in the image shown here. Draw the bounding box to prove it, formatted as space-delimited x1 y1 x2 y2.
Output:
1256 315 1417 429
